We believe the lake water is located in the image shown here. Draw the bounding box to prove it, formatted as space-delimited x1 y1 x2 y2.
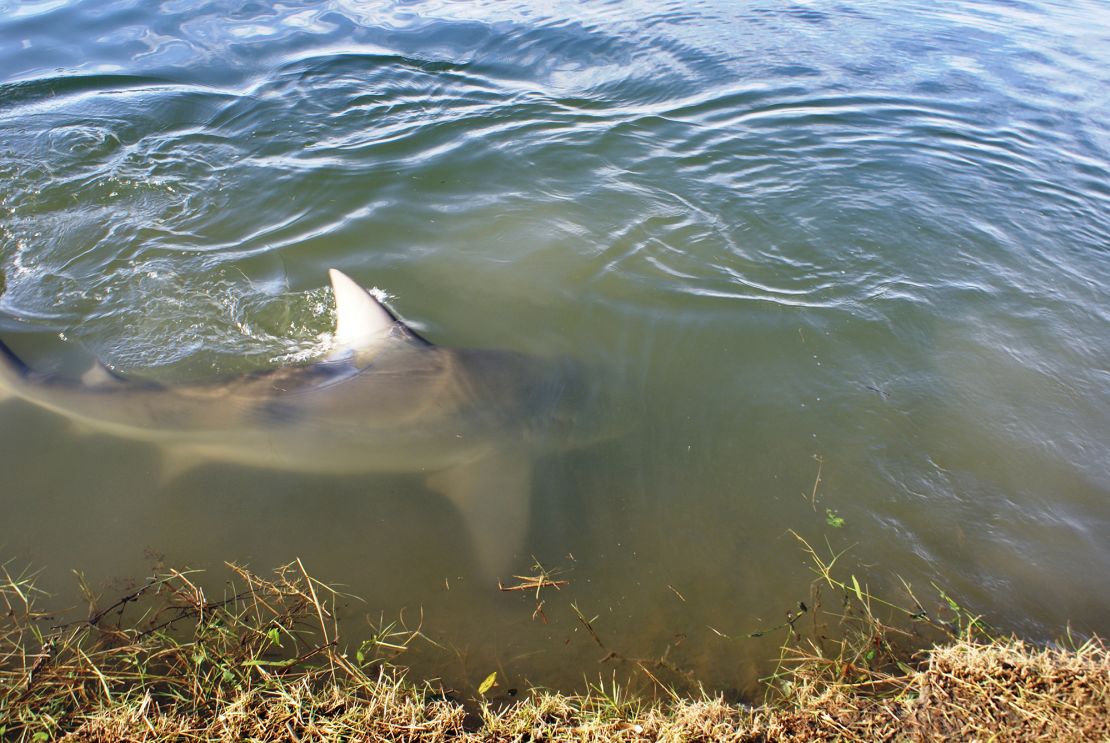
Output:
1 0 1107 697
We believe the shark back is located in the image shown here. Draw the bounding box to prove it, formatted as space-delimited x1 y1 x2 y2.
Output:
0 270 595 576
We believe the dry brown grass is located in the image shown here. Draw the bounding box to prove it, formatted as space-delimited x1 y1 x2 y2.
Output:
1 558 1105 742
758 637 1109 742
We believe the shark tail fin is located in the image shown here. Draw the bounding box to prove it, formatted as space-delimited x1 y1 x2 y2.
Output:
0 337 30 401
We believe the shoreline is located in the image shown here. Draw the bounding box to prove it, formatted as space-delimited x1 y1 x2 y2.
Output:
1 560 1106 742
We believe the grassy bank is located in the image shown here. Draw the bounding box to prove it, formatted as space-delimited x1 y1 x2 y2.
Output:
1 554 1106 742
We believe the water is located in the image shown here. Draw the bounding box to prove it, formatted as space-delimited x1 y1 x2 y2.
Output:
1 0 1107 696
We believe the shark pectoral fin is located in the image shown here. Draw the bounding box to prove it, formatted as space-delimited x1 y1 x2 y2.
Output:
66 418 100 436
426 452 532 579
158 448 206 487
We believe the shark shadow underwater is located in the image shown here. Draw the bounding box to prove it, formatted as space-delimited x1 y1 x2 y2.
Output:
0 270 605 574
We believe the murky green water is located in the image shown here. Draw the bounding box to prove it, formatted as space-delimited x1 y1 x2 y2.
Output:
1 0 1107 696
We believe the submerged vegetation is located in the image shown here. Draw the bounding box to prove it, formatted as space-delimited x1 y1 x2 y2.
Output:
0 548 1105 742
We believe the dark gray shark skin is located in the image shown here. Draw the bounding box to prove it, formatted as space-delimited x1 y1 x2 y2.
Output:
0 270 598 575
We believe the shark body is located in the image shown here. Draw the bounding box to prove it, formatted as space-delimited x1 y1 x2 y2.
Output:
0 270 598 573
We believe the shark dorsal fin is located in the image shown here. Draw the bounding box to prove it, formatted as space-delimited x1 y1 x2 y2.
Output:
328 268 401 356
81 359 125 387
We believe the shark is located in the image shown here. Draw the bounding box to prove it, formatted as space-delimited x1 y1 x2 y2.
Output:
0 269 600 574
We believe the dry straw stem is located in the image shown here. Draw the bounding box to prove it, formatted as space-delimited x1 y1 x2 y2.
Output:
0 560 1106 742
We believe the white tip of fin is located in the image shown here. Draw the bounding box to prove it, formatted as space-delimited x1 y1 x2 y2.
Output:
328 269 396 354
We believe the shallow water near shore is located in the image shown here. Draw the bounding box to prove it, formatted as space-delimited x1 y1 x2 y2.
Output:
1 0 1107 695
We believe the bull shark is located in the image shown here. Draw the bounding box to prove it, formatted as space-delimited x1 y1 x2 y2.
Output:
0 269 600 574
